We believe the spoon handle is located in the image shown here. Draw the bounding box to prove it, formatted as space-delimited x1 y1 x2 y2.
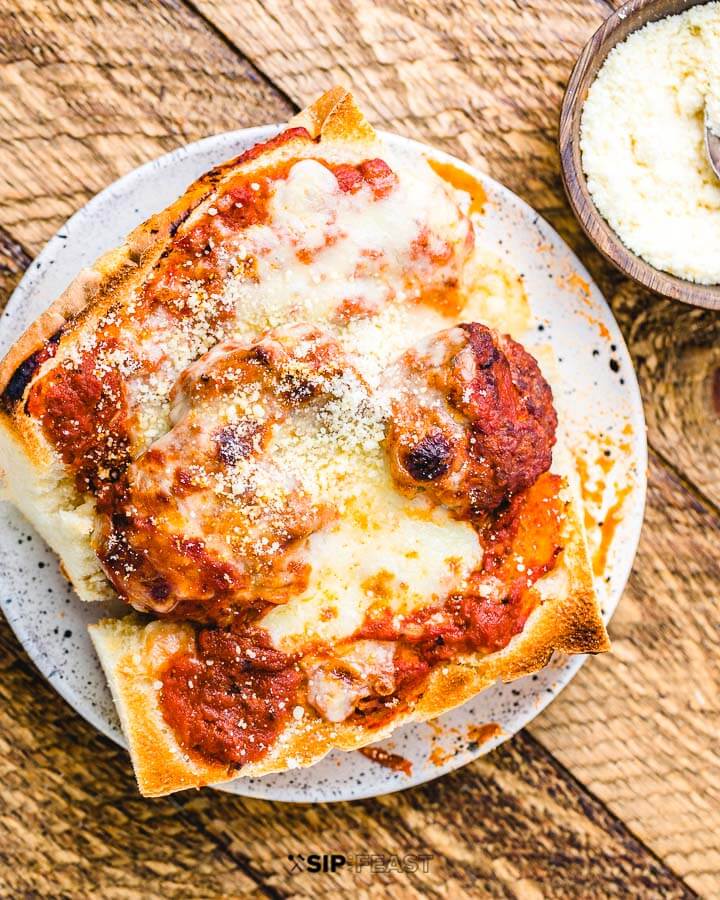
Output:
705 107 720 180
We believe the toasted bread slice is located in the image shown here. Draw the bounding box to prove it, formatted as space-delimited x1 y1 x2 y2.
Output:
89 454 605 798
0 89 376 603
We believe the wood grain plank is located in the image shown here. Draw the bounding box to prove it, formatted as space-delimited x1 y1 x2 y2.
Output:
0 0 715 895
184 729 697 899
0 615 692 898
0 0 675 894
0 0 294 255
534 451 720 896
609 284 720 511
0 228 30 311
0 627 265 898
552 0 720 510
192 0 598 235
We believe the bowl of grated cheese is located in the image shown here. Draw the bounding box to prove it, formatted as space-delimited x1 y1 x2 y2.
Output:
559 0 720 309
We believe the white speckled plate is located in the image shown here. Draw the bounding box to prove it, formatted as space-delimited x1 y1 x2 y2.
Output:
0 128 646 803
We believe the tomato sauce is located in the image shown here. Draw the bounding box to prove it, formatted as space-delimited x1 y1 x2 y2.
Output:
354 473 565 725
160 627 301 767
26 347 131 500
357 158 398 199
99 503 249 623
427 158 486 216
16 125 538 767
27 144 402 770
0 334 59 410
358 746 412 775
232 127 313 167
480 472 565 601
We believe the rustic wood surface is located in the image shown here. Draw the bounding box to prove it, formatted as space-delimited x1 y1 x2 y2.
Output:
0 0 718 897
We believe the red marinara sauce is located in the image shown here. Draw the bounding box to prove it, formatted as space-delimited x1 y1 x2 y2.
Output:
354 473 565 725
160 627 301 767
147 155 398 303
358 746 412 775
26 345 132 501
17 132 406 768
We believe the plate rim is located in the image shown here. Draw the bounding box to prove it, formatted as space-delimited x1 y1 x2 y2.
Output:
0 124 647 803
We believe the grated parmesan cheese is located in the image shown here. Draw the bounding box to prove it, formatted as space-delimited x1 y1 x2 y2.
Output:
581 3 720 283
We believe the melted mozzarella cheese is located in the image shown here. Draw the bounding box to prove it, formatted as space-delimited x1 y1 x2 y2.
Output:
193 156 522 652
262 468 482 652
214 158 489 652
218 152 472 336
305 640 396 722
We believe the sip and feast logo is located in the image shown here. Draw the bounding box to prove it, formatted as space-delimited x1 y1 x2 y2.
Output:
286 853 433 875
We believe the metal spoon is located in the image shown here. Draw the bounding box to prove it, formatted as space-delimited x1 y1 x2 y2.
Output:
705 106 720 180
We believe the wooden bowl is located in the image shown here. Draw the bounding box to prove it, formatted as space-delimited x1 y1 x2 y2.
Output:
559 0 720 310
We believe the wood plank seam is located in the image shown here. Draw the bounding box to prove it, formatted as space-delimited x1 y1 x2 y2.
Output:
0 616 699 896
178 0 301 116
0 596 697 897
650 444 720 522
166 795 286 900
0 615 285 897
0 227 32 273
521 732 699 897
167 0 720 523
0 1 715 888
3 34 720 529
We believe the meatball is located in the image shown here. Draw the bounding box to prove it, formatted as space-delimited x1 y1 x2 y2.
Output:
385 323 557 516
96 324 353 623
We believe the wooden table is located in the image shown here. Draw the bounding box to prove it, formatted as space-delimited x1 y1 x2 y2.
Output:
0 1 718 896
